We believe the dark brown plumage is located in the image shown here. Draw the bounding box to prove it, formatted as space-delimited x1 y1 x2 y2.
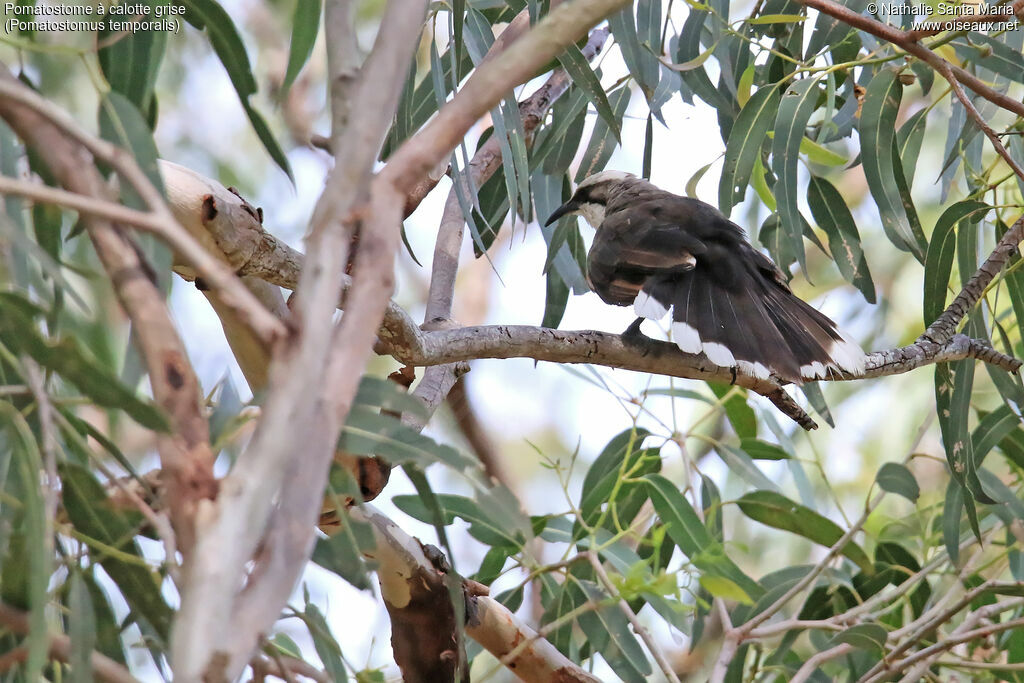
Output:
544 171 865 384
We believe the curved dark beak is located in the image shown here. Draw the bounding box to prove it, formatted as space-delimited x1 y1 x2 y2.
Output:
544 201 579 227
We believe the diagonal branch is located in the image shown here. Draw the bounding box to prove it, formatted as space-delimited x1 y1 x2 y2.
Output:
798 0 1024 118
0 67 217 551
921 216 1024 344
170 0 431 679
799 0 1024 187
345 505 602 683
0 78 287 349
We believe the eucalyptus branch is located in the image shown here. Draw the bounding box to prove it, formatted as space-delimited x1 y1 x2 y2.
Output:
938 64 1024 183
346 505 601 683
921 216 1024 344
0 66 218 552
169 0 431 679
867 611 1024 681
797 0 1024 120
0 78 287 349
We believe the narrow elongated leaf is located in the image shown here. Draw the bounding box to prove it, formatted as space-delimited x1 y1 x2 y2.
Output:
0 294 168 431
805 0 866 57
739 438 791 461
719 84 781 215
943 477 965 563
181 0 293 179
875 463 919 502
98 91 172 293
922 201 989 324
709 383 757 438
749 13 806 23
978 469 1024 524
800 136 846 166
956 33 1024 83
303 603 348 683
860 70 925 259
676 11 731 112
543 265 570 328
382 47 473 158
892 134 927 262
312 506 376 590
807 175 875 303
973 406 1022 470
533 172 588 292
281 0 322 95
896 108 928 187
556 44 620 142
0 403 49 680
717 444 780 491
1012 134 1024 199
537 94 588 176
645 474 763 601
340 406 475 471
581 428 652 506
772 77 820 273
79 573 127 665
393 490 530 550
800 381 834 428
576 580 651 681
936 355 994 515
608 3 660 105
68 573 97 683
737 490 873 573
575 88 631 181
98 0 168 113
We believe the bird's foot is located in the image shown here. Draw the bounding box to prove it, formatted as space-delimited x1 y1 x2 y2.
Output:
622 317 645 340
621 318 655 355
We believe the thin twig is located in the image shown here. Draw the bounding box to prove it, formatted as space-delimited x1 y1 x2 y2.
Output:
868 613 1024 680
587 552 682 683
798 0 1024 120
791 644 853 683
938 63 1024 183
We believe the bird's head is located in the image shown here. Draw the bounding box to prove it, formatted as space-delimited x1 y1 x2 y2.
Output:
544 170 639 228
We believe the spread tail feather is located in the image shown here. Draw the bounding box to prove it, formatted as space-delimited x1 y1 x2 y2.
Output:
634 267 864 384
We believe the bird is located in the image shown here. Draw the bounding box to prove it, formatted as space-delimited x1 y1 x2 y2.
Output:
544 171 865 384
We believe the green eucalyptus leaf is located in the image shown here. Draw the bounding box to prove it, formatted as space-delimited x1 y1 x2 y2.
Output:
281 0 322 95
737 490 873 573
875 462 919 503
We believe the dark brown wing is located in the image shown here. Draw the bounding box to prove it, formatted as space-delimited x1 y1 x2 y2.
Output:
588 193 864 382
587 200 709 306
